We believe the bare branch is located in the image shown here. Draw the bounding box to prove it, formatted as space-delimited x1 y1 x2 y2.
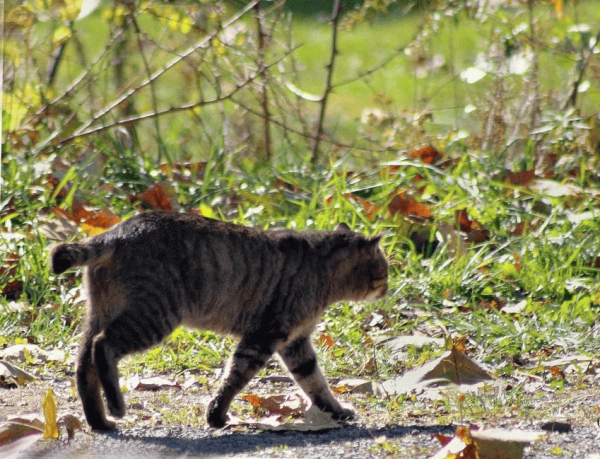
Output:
563 26 600 110
57 49 291 146
65 0 259 142
255 0 272 160
311 0 342 165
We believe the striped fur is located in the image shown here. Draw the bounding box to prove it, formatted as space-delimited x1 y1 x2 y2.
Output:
51 211 388 431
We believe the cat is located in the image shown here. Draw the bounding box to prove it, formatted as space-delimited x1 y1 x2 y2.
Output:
50 210 388 431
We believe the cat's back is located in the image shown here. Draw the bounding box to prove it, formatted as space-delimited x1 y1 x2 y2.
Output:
95 210 262 252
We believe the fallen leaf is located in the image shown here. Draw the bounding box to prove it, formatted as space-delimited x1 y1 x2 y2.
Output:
470 428 545 459
388 191 432 220
242 393 308 418
0 430 43 457
334 379 385 397
504 169 536 187
1 344 44 363
316 333 334 349
455 209 489 243
132 183 177 211
409 145 443 165
0 360 36 387
58 414 83 440
80 208 120 235
381 346 493 396
429 431 473 459
132 376 180 391
0 415 44 446
42 389 59 439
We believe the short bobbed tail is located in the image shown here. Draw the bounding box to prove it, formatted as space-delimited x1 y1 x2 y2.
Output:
51 243 86 274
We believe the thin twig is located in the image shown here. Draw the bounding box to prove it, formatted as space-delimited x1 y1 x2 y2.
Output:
311 0 342 165
131 13 167 161
32 26 125 120
255 1 271 160
57 50 289 146
65 0 259 143
527 0 540 131
563 26 600 110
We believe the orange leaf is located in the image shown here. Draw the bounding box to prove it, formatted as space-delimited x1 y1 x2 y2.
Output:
81 208 121 235
433 433 453 447
242 393 308 418
344 193 381 222
409 145 443 165
504 169 536 187
388 191 431 220
455 209 489 242
134 184 175 211
510 220 532 236
316 333 334 349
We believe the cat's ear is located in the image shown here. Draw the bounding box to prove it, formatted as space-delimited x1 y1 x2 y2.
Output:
334 222 351 233
367 233 385 246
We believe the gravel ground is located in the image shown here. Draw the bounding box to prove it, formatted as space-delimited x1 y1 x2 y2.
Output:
3 376 600 458
7 415 600 458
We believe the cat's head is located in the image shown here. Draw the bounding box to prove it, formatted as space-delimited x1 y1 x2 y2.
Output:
331 223 388 303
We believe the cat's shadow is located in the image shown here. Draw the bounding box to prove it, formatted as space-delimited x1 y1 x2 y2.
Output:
106 424 454 456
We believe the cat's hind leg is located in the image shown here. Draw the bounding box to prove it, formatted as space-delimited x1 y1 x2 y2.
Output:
207 337 278 428
77 321 117 431
278 336 354 420
93 309 178 420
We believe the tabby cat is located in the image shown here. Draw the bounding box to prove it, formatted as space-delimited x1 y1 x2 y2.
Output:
51 211 388 431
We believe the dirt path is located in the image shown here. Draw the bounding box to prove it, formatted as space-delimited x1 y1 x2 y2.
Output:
8 421 600 458
3 378 600 458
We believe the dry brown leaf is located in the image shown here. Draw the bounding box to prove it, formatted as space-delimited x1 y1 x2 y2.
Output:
344 193 381 222
504 169 537 187
58 414 83 440
381 346 493 396
0 415 44 446
388 191 432 220
129 376 180 391
316 332 334 349
133 183 177 211
470 428 545 459
409 145 443 165
0 360 36 387
242 393 308 418
455 209 489 243
333 379 385 396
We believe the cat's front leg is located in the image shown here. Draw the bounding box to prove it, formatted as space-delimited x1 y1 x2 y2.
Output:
207 338 277 428
278 336 354 421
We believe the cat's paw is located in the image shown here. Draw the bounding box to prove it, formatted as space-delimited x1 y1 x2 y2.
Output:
331 406 355 422
206 399 228 428
90 418 117 431
107 399 126 419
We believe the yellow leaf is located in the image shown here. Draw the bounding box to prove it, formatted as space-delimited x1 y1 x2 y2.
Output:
53 25 72 48
42 389 59 439
168 12 180 31
180 16 192 34
101 7 113 21
7 5 36 29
